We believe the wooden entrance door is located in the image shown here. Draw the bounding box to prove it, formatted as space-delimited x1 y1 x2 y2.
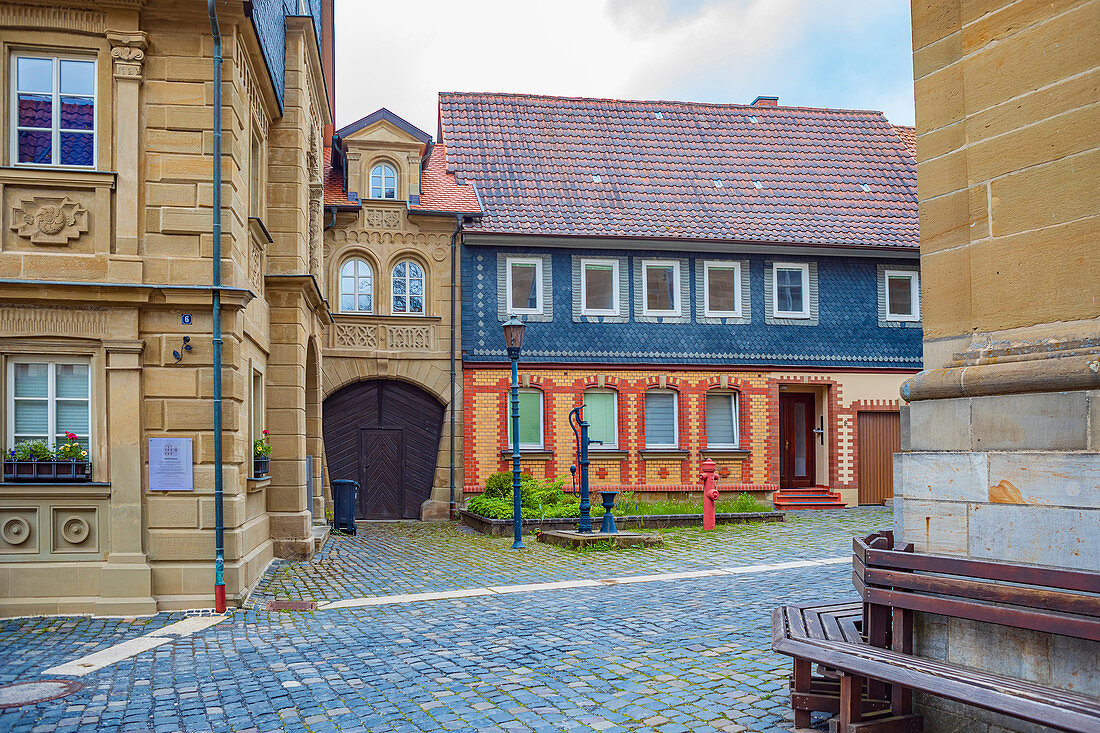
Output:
857 411 901 504
322 379 445 520
780 394 815 488
359 429 404 519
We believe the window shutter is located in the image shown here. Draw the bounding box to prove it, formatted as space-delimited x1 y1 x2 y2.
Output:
706 394 737 446
645 392 676 446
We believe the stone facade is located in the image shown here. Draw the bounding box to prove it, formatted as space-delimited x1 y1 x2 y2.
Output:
901 0 1099 728
321 111 468 519
0 0 332 615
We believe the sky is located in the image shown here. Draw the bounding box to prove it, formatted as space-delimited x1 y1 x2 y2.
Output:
333 0 915 137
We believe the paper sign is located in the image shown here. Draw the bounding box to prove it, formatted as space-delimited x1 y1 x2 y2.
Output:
149 437 193 491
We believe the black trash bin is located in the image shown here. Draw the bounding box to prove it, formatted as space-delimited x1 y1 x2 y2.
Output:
331 479 359 535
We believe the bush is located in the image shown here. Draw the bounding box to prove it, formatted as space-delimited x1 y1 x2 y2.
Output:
483 470 532 499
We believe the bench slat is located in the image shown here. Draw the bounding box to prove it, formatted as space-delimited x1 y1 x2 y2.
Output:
863 586 1100 642
866 567 1100 616
864 548 1100 594
774 629 1100 733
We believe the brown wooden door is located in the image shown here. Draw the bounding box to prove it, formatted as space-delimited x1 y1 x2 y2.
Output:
857 411 901 504
322 379 445 520
359 429 404 519
780 394 815 488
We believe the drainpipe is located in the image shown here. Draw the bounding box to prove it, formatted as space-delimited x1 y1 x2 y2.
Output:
449 215 462 517
208 0 226 614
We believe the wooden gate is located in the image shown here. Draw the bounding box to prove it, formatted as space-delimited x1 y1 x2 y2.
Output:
857 411 901 505
323 380 445 520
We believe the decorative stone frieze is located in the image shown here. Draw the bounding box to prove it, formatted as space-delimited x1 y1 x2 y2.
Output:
248 240 264 292
387 325 432 350
52 507 98 553
335 323 378 349
0 304 108 337
10 197 89 245
363 208 402 230
0 5 104 34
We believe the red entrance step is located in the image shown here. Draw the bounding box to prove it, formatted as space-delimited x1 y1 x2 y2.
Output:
772 486 846 510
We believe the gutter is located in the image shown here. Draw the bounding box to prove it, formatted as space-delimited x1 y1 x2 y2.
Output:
208 0 227 614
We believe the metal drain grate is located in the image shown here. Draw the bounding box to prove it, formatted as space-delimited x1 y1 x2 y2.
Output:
0 680 82 709
267 600 316 611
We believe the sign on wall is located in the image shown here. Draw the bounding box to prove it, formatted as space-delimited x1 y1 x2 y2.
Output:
149 437 193 491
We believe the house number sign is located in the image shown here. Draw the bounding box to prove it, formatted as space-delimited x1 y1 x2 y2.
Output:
149 437 194 491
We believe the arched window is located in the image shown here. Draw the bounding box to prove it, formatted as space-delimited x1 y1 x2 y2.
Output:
369 163 397 199
339 258 373 313
391 260 425 314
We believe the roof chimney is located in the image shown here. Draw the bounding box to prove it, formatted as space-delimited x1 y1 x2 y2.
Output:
751 96 778 107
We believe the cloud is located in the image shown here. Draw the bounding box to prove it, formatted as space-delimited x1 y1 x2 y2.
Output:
332 0 913 137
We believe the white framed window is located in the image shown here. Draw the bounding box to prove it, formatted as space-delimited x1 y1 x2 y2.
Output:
6 358 91 452
506 389 543 450
885 270 920 322
642 260 681 316
10 53 96 167
772 262 810 319
644 389 678 448
391 260 425 314
339 258 373 313
506 257 543 314
706 392 739 448
369 163 397 199
581 259 619 316
250 368 265 477
703 261 742 317
583 389 617 450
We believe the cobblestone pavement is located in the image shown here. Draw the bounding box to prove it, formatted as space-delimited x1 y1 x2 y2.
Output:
0 508 891 733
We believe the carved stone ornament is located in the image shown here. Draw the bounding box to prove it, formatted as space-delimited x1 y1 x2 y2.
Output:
107 30 148 81
11 197 89 245
364 208 402 230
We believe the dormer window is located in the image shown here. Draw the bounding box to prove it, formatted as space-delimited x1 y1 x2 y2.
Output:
369 163 397 199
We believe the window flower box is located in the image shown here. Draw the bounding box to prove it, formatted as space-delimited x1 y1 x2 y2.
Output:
3 459 92 483
253 456 270 477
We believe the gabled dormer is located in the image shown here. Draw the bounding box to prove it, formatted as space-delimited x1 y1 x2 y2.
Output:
333 108 432 205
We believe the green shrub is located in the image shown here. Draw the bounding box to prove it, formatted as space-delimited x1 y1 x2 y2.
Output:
10 440 53 461
483 470 533 499
467 477 581 520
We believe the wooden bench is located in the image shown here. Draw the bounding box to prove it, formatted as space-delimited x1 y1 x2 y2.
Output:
773 531 1100 732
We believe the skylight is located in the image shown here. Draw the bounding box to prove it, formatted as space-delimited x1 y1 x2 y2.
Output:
713 180 724 188
861 183 871 192
749 115 759 123
752 181 764 189
593 175 602 183
654 111 663 119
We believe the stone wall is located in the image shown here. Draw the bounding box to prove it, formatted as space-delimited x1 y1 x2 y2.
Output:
902 0 1100 728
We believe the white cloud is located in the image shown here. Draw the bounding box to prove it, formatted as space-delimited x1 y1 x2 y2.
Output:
333 0 913 136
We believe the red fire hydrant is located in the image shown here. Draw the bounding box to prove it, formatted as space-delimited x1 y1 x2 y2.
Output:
701 458 719 530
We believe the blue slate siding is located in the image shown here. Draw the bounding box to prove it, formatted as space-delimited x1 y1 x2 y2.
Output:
250 0 324 110
462 245 923 368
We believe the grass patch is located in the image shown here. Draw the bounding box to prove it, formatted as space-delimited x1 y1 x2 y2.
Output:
613 491 771 516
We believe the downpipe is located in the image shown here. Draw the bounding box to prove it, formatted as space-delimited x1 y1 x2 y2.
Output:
208 0 226 613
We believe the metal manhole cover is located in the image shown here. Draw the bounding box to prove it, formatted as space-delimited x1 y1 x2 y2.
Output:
0 680 82 709
267 600 316 611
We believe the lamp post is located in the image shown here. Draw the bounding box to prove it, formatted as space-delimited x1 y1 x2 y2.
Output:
502 315 526 549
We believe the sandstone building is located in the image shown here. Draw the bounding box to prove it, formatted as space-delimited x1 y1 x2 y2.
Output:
899 0 1099 728
0 0 333 615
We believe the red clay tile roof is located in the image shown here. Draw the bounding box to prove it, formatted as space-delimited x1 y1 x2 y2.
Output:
322 147 355 207
893 125 916 158
439 92 917 249
409 143 482 215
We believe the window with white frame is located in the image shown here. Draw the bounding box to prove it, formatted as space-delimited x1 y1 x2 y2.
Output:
704 261 742 317
642 260 680 315
391 260 425 314
583 389 617 450
339 258 373 313
506 389 543 450
706 392 739 448
6 359 91 452
11 54 95 167
507 258 542 314
251 369 264 477
644 389 678 448
369 163 397 199
885 270 920 321
581 259 619 316
772 262 810 318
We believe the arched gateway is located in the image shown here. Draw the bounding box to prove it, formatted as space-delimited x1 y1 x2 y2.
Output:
322 379 445 519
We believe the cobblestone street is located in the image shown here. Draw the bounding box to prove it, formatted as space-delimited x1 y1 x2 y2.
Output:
0 508 890 733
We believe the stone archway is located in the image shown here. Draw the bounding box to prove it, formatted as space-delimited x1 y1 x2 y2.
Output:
322 379 446 520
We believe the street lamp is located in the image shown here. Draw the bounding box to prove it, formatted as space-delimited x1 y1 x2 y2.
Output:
503 315 526 549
